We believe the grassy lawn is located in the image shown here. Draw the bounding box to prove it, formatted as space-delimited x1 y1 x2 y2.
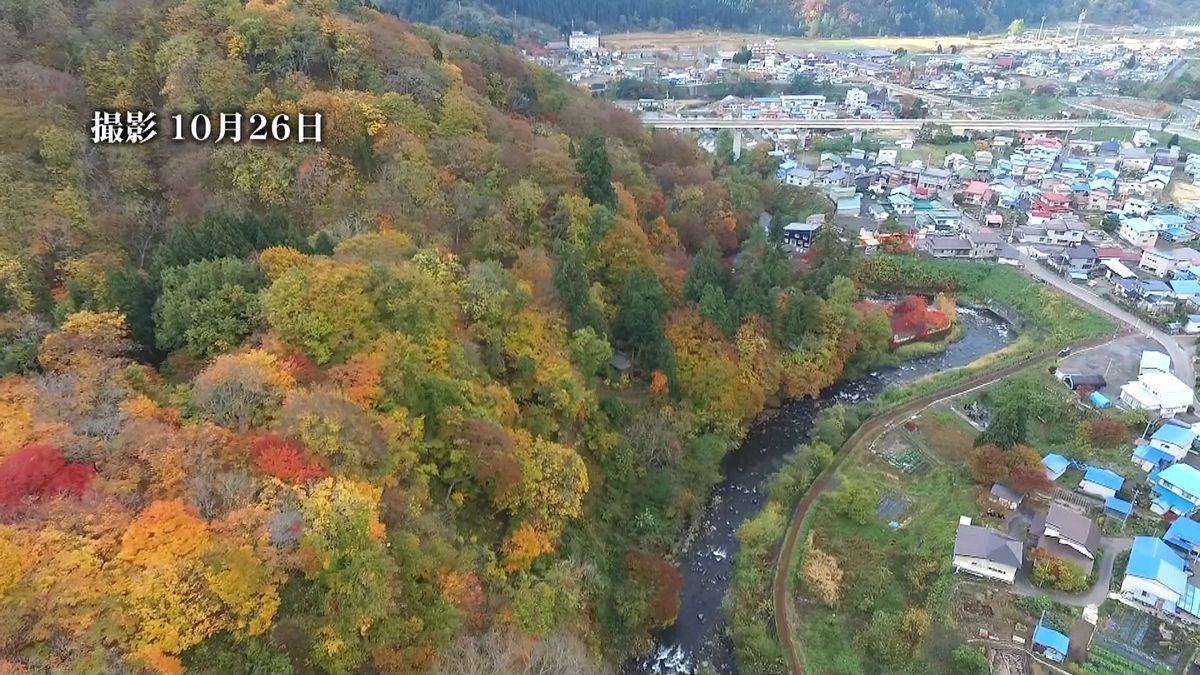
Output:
903 141 976 167
986 91 1069 118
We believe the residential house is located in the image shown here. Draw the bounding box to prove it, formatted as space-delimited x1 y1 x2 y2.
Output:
1132 444 1176 473
782 222 822 248
1121 372 1194 419
1039 217 1087 246
1121 536 1190 615
1124 198 1155 218
1119 218 1159 248
1080 467 1124 500
1141 247 1200 277
1171 279 1200 304
989 484 1022 510
925 236 973 258
1059 245 1098 274
876 148 898 166
1032 191 1072 214
1147 423 1197 463
823 168 852 188
943 153 970 172
974 150 993 173
967 231 1001 259
835 194 861 215
1044 453 1072 481
783 166 815 187
918 167 952 191
951 517 1023 584
1150 463 1200 517
959 180 993 206
1120 147 1154 175
890 193 914 215
1037 503 1102 563
1164 518 1200 559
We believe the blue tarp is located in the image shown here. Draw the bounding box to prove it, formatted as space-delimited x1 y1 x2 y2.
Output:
1089 391 1112 408
1105 497 1133 515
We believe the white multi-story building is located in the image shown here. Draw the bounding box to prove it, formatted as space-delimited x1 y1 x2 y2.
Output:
568 31 600 52
845 88 868 110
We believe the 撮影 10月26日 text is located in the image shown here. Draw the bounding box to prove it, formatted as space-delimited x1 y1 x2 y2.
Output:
90 111 323 144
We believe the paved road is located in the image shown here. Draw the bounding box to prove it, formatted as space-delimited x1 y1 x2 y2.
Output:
1017 252 1196 389
1010 537 1133 608
955 206 1196 388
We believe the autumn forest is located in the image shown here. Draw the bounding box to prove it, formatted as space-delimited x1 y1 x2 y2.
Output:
0 0 904 672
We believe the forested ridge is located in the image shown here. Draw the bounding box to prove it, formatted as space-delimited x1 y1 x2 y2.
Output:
0 0 902 672
383 0 1196 40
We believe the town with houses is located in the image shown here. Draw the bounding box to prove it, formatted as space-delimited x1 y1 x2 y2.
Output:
529 24 1200 675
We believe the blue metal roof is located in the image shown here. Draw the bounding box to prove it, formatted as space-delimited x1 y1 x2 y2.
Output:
1152 486 1197 515
1089 391 1112 408
1105 497 1133 515
1165 518 1200 551
1171 280 1200 295
1134 444 1175 468
1127 536 1187 596
1083 467 1124 491
1033 625 1070 655
1181 584 1200 618
1123 217 1155 233
1069 271 1089 281
1043 453 1071 476
1152 424 1197 449
1158 464 1200 497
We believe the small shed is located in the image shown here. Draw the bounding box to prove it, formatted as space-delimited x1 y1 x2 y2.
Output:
1043 453 1072 481
1033 625 1069 663
1140 351 1171 376
1089 391 1112 409
610 352 632 375
1104 496 1133 518
1064 373 1107 391
989 483 1022 510
1080 467 1125 500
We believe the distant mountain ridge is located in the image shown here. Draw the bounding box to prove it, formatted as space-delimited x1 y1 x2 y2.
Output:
383 0 1197 40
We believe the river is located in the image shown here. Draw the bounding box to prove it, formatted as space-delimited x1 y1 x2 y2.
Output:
629 307 1016 675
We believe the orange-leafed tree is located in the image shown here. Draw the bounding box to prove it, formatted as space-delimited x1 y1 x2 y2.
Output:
502 521 554 573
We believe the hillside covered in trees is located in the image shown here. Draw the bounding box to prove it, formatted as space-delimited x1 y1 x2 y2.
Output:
384 0 1196 39
0 0 913 672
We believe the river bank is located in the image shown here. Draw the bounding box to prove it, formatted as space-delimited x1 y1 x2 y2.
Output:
628 308 1016 675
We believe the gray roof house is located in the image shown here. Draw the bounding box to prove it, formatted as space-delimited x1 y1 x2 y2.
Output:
952 518 1024 584
1035 503 1102 574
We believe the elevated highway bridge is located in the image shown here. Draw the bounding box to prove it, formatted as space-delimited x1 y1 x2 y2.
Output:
643 117 1136 133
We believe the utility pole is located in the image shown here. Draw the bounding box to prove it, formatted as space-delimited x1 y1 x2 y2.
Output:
1038 16 1047 44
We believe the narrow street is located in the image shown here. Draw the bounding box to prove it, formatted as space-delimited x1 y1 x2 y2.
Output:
954 205 1197 388
1016 253 1196 389
1009 537 1134 608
